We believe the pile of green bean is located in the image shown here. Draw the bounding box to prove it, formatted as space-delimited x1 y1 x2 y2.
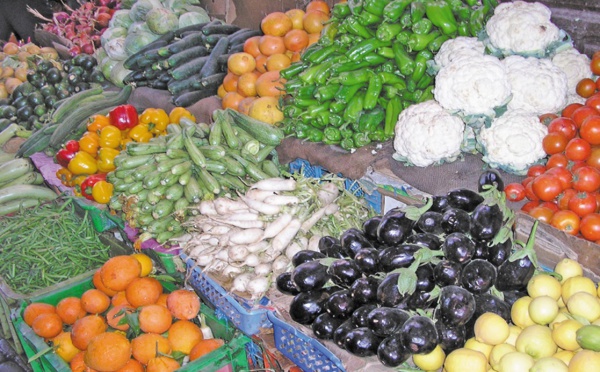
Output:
0 198 110 294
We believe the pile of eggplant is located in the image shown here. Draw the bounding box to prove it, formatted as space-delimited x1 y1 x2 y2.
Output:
276 171 539 367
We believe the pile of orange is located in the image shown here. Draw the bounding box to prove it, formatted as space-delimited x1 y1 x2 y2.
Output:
218 0 331 124
22 254 224 372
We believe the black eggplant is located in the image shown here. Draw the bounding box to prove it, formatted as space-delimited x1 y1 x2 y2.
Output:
292 250 326 267
275 272 300 296
443 232 476 264
400 316 438 354
353 248 380 275
291 260 330 292
340 228 373 258
377 245 418 272
352 304 379 327
473 240 489 260
478 169 505 192
325 289 357 319
441 207 471 234
461 259 498 294
438 285 476 326
475 293 512 322
312 312 346 340
486 239 513 267
344 327 382 357
415 264 435 292
318 236 344 258
430 195 450 213
327 259 362 287
470 203 503 241
350 276 381 304
433 260 463 286
377 273 407 307
405 232 442 250
367 307 410 338
495 256 535 291
376 208 415 246
289 290 331 325
447 188 484 212
333 320 357 349
377 334 411 367
400 290 437 311
362 216 382 242
416 211 445 235
435 320 466 353
502 289 528 307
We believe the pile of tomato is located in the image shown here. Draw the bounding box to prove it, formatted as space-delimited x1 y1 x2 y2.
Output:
504 52 600 243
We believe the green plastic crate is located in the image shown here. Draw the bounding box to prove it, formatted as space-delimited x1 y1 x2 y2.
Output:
11 275 251 372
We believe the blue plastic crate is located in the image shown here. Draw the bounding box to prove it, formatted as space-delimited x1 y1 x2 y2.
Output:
288 158 382 214
267 311 346 372
182 254 272 336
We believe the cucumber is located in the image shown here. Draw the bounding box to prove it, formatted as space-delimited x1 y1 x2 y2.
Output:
190 72 227 91
202 24 240 36
167 74 201 95
577 325 600 351
51 86 103 123
163 45 209 69
170 56 210 81
163 32 205 56
123 39 170 70
225 108 284 146
174 21 212 38
172 87 218 107
227 28 261 45
199 37 229 78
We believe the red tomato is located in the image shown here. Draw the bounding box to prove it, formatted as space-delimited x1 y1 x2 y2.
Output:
562 103 584 118
542 132 568 155
568 191 598 217
572 106 599 128
586 146 600 169
586 93 600 113
529 206 555 223
546 153 569 169
550 210 581 235
545 166 573 190
532 174 563 201
521 200 541 213
558 188 577 210
595 192 600 212
579 115 600 145
580 213 600 241
591 58 600 75
596 78 600 92
565 138 592 161
539 201 560 213
522 176 534 187
527 164 547 178
504 183 526 202
572 165 600 192
525 181 540 201
576 78 597 98
547 117 578 141
539 113 559 125
569 160 588 172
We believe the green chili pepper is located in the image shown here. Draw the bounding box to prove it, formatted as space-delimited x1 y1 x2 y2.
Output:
411 18 433 35
338 33 359 47
379 60 396 73
335 84 364 104
379 71 404 85
469 5 488 37
315 84 341 102
320 22 340 46
369 129 386 142
410 2 426 23
340 137 355 150
324 126 342 143
314 61 336 84
416 74 433 90
340 126 354 139
376 23 403 42
280 62 308 80
308 44 341 64
306 103 330 120
359 106 385 132
316 111 331 128
298 64 324 84
419 85 434 103
400 12 412 29
347 38 391 61
283 105 303 118
383 0 412 22
332 2 351 19
458 21 470 36
295 123 310 139
330 114 344 127
293 97 320 107
407 30 441 52
347 0 364 15
284 78 303 91
411 49 433 83
405 77 417 92
382 84 401 99
358 11 383 26
428 34 451 53
344 91 365 122
306 128 325 142
339 68 373 86
425 1 458 35
330 101 346 114
392 42 415 76
376 46 395 59
402 89 423 103
344 17 375 39
300 43 322 62
296 85 317 99
396 30 411 45
364 53 389 66
353 131 372 147
378 97 389 109
385 96 402 137
363 0 388 16
465 0 479 6
364 75 383 110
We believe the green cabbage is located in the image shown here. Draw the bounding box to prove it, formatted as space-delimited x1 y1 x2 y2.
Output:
129 0 160 22
128 21 152 35
124 31 159 56
100 57 119 80
104 37 128 61
178 11 210 29
109 10 133 29
100 27 127 48
165 0 202 16
109 61 132 88
146 7 179 35
119 0 137 9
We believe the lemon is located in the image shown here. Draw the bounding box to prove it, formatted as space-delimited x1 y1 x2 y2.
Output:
562 276 597 304
131 253 153 277
568 349 600 371
465 337 494 360
553 350 574 366
554 258 583 283
475 312 510 345
552 319 584 351
550 309 571 330
528 273 563 300
489 343 517 371
530 356 568 372
529 295 559 325
444 347 488 372
505 325 522 346
516 324 558 360
412 344 445 371
511 296 535 329
567 292 600 323
497 351 534 372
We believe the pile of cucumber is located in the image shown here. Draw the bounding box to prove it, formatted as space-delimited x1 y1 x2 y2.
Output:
123 20 260 107
108 108 284 244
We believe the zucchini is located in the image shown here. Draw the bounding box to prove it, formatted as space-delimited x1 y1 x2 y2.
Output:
170 56 210 81
220 155 246 177
225 108 285 146
202 24 240 36
171 161 192 176
162 46 209 69
197 166 221 195
165 183 185 200
262 159 281 177
204 160 227 174
190 72 227 90
143 171 162 189
161 172 180 187
0 184 57 204
183 132 207 168
127 142 168 156
157 158 187 173
198 145 226 160
0 158 34 184
213 172 247 191
199 37 229 78
172 87 218 107
219 112 240 149
184 176 202 203
51 86 103 123
174 197 190 213
114 154 154 170
208 119 222 146
178 170 193 185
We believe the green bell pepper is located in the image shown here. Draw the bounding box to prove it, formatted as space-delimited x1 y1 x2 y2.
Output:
425 1 458 35
392 42 415 76
383 0 412 22
407 30 441 52
411 18 433 35
376 23 404 42
306 128 325 142
324 126 342 143
410 2 426 23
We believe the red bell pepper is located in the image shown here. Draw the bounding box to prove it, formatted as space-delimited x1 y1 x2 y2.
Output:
80 173 106 201
109 104 139 130
55 140 80 168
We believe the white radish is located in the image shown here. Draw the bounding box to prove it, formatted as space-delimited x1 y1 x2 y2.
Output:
245 188 277 202
263 195 300 206
263 213 293 239
199 200 217 215
300 206 328 233
228 245 250 261
210 217 265 229
243 254 261 267
218 233 230 248
250 178 296 192
247 275 271 299
223 265 243 278
272 218 302 253
204 225 232 235
318 182 339 205
213 197 249 215
254 263 272 276
169 233 193 243
215 249 229 262
229 228 265 245
285 241 304 260
272 255 291 274
216 211 259 221
260 247 279 263
232 273 253 292
237 193 282 215
324 203 339 215
195 254 215 267
246 240 270 253
308 234 322 252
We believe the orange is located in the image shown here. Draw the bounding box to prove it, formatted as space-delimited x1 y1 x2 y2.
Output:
217 84 227 98
84 332 131 372
146 356 180 372
285 9 305 30
131 333 171 365
70 351 88 372
125 277 163 308
307 32 320 46
289 51 302 62
71 315 107 351
167 320 203 354
52 331 81 362
115 359 144 372
81 289 111 315
306 0 330 15
189 338 225 361
261 12 293 37
227 52 256 76
243 36 261 57
237 71 260 97
106 305 133 331
131 253 153 277
222 72 239 92
56 297 87 325
166 289 201 320
93 270 117 297
248 97 284 125
23 302 56 327
266 53 291 72
138 304 172 334
222 91 246 110
32 312 63 339
255 70 286 97
303 11 329 34
155 293 169 308
111 291 130 307
99 255 141 292
238 97 257 115
258 35 286 56
284 29 309 52
255 54 268 73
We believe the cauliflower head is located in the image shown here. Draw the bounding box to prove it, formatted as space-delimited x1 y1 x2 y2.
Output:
504 55 568 115
485 1 560 56
433 37 486 70
434 54 511 117
393 101 465 167
478 110 548 175
552 47 593 104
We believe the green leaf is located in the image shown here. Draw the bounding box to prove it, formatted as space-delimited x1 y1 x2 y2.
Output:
404 197 433 221
319 257 339 267
489 286 504 300
396 268 417 297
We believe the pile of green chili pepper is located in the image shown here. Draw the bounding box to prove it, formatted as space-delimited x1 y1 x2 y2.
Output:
0 198 111 294
280 0 498 150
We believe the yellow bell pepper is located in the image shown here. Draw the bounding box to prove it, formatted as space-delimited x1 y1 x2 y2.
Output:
92 180 114 204
169 107 195 125
56 167 73 187
96 147 120 173
87 114 111 134
68 151 98 175
99 125 122 149
128 123 153 142
78 131 100 156
140 108 170 135
71 175 87 196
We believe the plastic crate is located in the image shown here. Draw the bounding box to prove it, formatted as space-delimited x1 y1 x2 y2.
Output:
182 254 272 336
288 158 382 214
267 311 346 372
11 275 252 372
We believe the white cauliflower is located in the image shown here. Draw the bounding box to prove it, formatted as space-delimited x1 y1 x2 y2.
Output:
433 37 486 70
485 1 560 57
434 54 512 117
552 47 593 104
478 110 548 175
393 101 465 167
503 55 568 114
